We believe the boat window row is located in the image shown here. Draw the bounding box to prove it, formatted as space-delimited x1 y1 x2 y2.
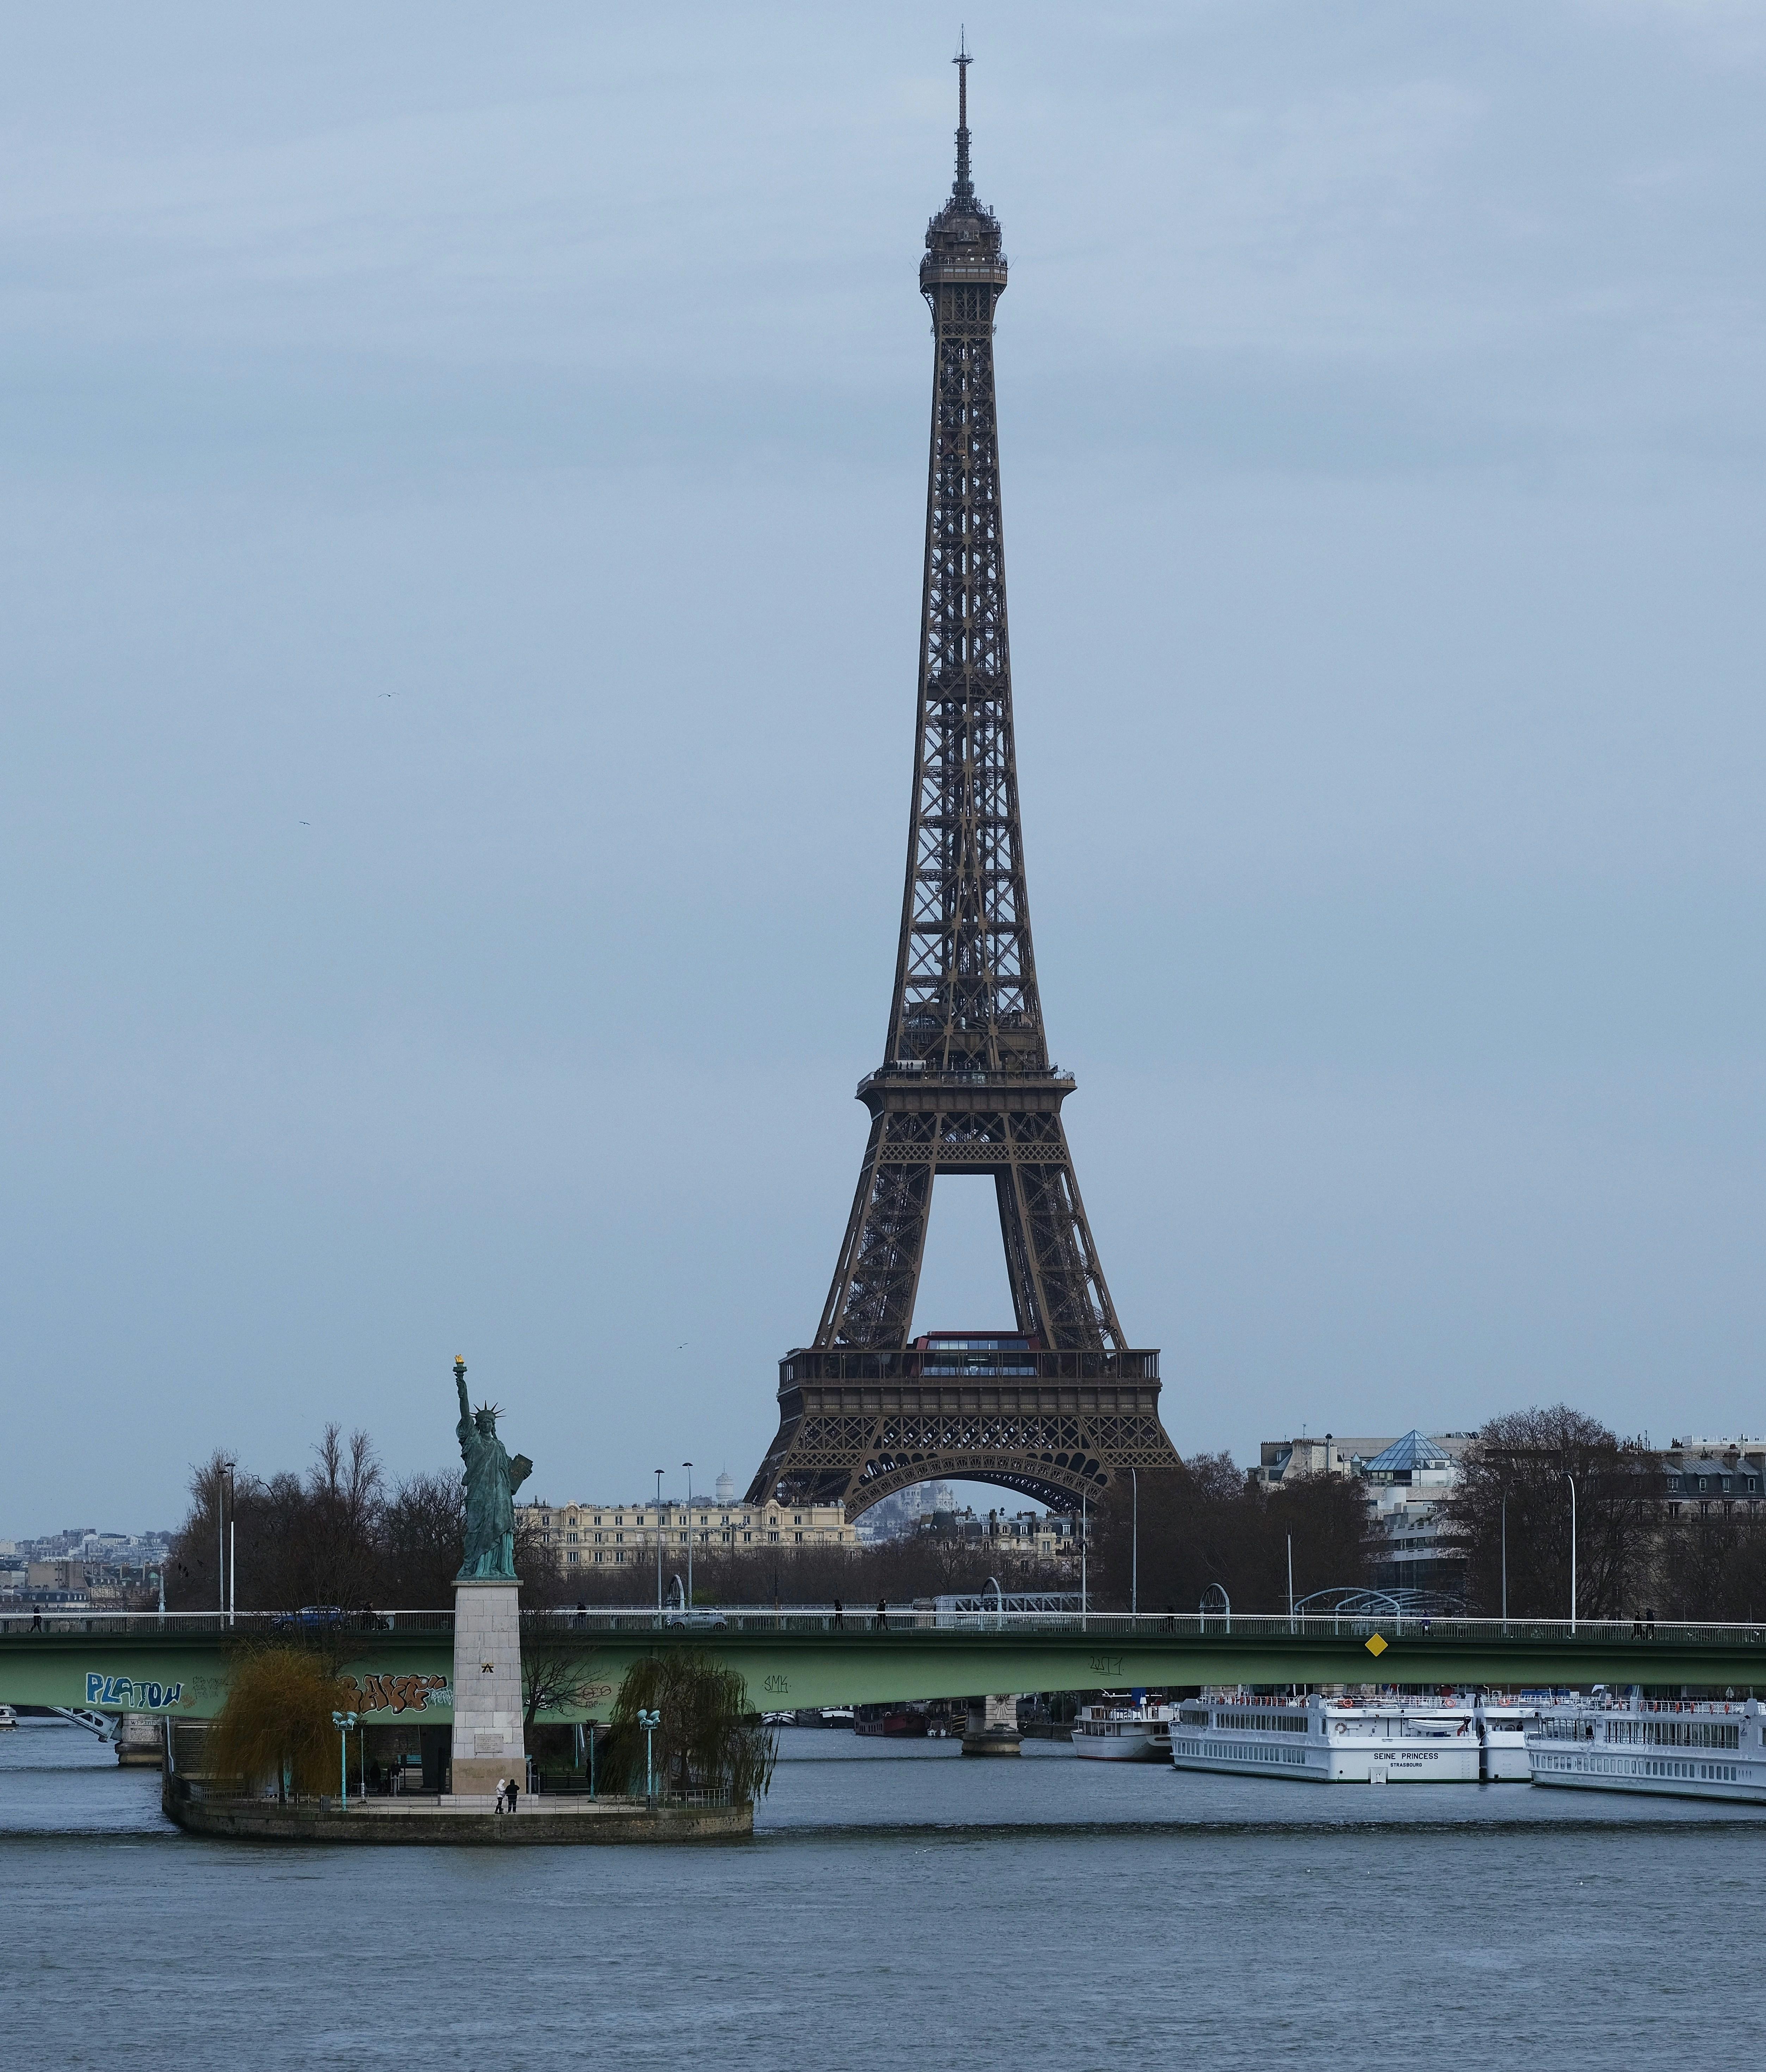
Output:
1550 1717 1746 1750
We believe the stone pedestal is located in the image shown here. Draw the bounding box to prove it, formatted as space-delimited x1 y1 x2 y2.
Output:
447 1578 525 1798
961 1693 1023 1756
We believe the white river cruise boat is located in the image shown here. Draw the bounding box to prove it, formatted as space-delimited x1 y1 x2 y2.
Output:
1527 1695 1766 1803
1072 1699 1173 1762
1170 1692 1538 1783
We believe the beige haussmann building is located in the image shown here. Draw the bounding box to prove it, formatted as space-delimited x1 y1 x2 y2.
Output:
519 1490 856 1572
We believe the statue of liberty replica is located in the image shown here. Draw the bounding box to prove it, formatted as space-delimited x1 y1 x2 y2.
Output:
445 1357 533 1798
454 1357 532 1580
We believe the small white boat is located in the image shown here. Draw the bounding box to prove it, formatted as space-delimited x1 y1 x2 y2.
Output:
0 1705 16 1730
1527 1694 1766 1803
1072 1699 1172 1762
1171 1692 1538 1783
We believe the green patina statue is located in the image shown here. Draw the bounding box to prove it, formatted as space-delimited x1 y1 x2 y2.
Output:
452 1358 533 1582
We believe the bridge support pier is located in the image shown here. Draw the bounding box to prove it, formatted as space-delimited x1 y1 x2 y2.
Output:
962 1694 1021 1757
115 1713 163 1766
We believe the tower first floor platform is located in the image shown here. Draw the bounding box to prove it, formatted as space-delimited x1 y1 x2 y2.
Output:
746 1331 1178 1517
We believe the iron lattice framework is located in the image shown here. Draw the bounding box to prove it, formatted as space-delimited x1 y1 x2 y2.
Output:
748 56 1181 1518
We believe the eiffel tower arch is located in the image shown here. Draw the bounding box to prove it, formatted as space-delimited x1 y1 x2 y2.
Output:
748 52 1182 1521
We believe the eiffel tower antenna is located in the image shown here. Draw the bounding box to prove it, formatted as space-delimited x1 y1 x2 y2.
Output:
746 67 1181 1519
953 30 972 199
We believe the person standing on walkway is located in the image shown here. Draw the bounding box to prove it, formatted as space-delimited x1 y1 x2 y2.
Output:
506 1772 520 1813
494 1776 508 1813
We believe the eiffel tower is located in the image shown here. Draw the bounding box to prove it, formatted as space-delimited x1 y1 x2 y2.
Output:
748 50 1181 1518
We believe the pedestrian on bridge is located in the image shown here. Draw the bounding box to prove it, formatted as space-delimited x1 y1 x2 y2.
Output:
875 1598 888 1632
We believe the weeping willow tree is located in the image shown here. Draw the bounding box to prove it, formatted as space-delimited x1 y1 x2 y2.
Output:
206 1647 352 1802
599 1652 776 1804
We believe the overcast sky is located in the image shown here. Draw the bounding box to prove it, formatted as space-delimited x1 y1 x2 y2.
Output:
4 2 1764 1537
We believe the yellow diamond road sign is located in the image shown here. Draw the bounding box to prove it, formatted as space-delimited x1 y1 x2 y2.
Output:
1365 1633 1388 1657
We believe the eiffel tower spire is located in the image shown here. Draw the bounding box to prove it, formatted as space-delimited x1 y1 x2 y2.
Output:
747 60 1180 1516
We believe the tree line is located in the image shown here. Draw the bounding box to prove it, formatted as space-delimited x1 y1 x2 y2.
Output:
166 1427 569 1614
1085 1405 1766 1623
167 1404 1766 1622
165 1427 1074 1613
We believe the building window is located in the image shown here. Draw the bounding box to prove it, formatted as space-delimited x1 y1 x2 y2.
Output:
615 1534 624 1544
743 1533 752 1543
795 1532 804 1543
769 1531 780 1543
615 1551 625 1564
593 1552 603 1564
567 1551 578 1563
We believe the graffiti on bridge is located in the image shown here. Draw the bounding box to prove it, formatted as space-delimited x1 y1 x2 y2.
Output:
86 1673 183 1710
339 1673 452 1715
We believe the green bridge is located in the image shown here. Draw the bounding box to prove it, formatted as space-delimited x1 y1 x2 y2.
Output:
4 1609 1764 1725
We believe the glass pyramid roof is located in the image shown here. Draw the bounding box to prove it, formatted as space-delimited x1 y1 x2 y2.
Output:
1361 1430 1453 1474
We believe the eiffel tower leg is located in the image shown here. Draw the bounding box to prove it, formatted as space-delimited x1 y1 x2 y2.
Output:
816 1113 938 1349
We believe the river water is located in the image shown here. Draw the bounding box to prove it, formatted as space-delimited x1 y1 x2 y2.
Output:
6 1720 1762 2065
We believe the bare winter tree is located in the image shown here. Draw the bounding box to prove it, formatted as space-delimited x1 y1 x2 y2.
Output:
520 1632 610 1732
1444 1407 1663 1620
1090 1455 1370 1615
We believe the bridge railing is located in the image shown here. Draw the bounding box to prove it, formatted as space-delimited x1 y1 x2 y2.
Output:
523 1608 1766 1649
0 1610 455 1639
5 1606 1765 1649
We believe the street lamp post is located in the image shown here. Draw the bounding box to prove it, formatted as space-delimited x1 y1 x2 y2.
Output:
654 1469 664 1617
1131 1467 1138 1617
217 1462 234 1621
227 1460 236 1628
1565 1473 1577 1633
684 1461 694 1608
331 1709 358 1807
1501 1495 1508 1630
637 1707 661 1804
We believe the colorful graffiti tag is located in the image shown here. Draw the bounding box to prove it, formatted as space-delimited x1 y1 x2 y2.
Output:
339 1673 451 1715
85 1673 183 1710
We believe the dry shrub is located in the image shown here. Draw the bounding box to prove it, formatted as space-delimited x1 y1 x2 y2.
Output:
207 1647 352 1801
